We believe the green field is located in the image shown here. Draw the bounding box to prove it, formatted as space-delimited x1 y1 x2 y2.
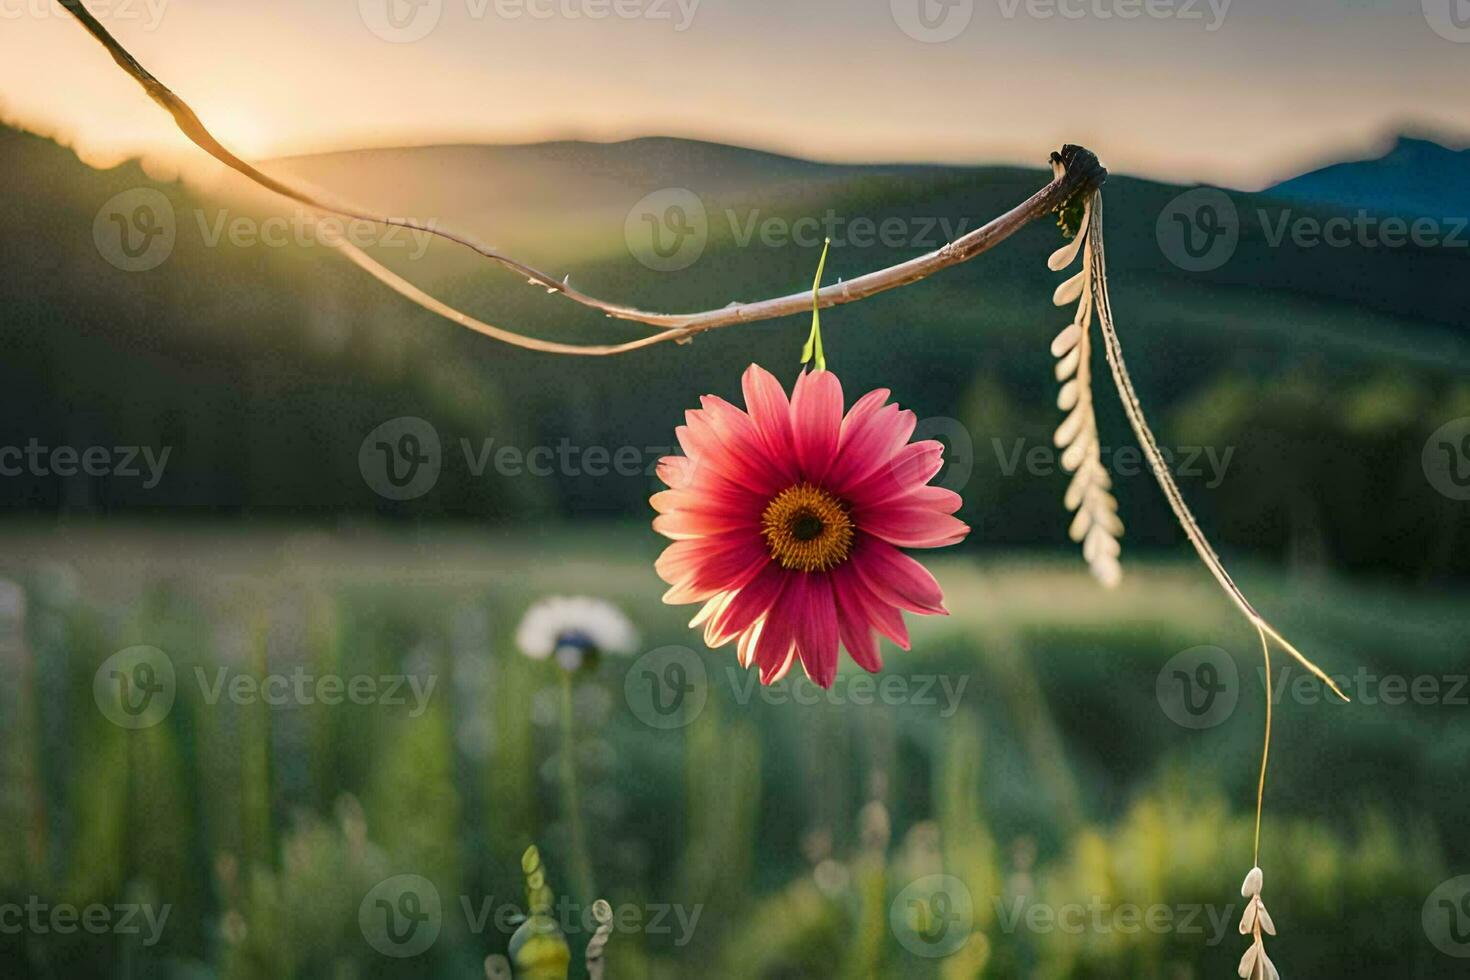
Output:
2 523 1465 978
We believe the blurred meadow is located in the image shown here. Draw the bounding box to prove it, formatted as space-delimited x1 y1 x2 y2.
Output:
1 524 1468 977
2 83 1470 978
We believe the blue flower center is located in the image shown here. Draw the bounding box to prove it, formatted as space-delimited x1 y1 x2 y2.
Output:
553 630 598 654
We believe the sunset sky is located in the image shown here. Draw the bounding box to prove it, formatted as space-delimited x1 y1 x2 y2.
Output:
4 0 1468 187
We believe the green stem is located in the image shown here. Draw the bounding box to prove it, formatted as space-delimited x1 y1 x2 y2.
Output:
558 672 595 903
801 238 831 372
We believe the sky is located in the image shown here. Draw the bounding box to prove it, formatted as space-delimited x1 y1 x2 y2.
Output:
3 0 1468 188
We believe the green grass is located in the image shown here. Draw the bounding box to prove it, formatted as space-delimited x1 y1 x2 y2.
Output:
0 523 1465 978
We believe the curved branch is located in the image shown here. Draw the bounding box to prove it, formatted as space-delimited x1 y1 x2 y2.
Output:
59 0 1105 352
332 238 692 356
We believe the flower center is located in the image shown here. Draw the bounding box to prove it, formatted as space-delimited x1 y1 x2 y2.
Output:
553 630 599 672
761 483 853 572
553 630 597 652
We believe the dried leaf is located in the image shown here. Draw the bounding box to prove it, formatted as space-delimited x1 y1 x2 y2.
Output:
1237 940 1261 978
1257 901 1276 937
1239 897 1258 934
1050 322 1082 357
1052 269 1086 306
1046 207 1093 270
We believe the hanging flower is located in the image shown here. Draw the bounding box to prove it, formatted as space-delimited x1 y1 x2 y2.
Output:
515 597 638 672
651 364 968 688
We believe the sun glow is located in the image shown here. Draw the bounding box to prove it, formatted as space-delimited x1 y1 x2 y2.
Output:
204 109 273 161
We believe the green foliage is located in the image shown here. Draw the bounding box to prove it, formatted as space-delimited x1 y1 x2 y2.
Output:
675 703 760 922
217 799 396 979
1168 370 1470 578
0 535 1464 976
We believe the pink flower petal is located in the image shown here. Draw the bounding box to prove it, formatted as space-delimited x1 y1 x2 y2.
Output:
652 479 766 520
827 401 917 496
845 440 946 509
789 370 843 484
856 503 970 549
736 622 760 668
678 411 779 495
707 564 789 648
652 509 757 541
698 394 788 494
762 647 797 684
752 608 798 684
693 592 739 648
656 535 767 603
701 597 741 648
831 560 910 650
741 364 799 483
689 592 730 629
656 455 693 490
837 387 891 444
832 570 883 673
901 485 964 515
790 573 839 688
850 537 949 615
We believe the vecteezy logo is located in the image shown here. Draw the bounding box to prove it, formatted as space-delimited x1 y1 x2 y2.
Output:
359 874 442 957
1423 417 1470 501
358 0 443 42
93 646 177 729
624 189 708 272
890 0 974 42
624 646 708 729
890 874 974 958
1424 875 1470 957
1423 0 1470 43
1156 187 1239 272
93 188 176 272
359 417 442 501
1156 645 1239 729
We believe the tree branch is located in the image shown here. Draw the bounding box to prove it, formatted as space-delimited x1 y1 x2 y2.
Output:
59 0 1105 353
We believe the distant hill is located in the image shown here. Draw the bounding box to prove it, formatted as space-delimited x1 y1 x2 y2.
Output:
265 137 939 272
2 123 1468 580
1266 133 1470 219
267 136 916 206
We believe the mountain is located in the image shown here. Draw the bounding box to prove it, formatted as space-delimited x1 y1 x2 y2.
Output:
264 137 939 273
266 136 918 207
2 122 1468 580
1266 133 1470 219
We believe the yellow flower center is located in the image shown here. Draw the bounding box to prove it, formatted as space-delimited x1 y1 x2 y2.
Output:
761 483 853 572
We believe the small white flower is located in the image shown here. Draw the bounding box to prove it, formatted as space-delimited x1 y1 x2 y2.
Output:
515 596 638 671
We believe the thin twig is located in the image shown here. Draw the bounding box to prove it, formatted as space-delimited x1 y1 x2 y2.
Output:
1253 625 1272 867
1086 192 1348 702
58 0 1104 354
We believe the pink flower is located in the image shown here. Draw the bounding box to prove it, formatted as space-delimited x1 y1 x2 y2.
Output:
651 364 969 688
